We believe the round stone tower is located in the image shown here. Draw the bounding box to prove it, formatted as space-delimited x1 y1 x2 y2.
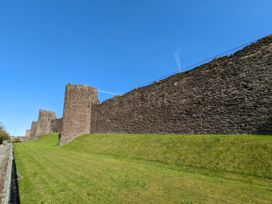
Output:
35 110 56 138
60 84 98 146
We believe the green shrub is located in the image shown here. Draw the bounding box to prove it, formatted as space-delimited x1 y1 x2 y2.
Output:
0 123 10 144
12 138 22 143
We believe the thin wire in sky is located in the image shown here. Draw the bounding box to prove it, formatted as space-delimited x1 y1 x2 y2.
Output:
98 89 120 96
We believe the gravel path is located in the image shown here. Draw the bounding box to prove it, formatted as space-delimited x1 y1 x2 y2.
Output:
0 144 11 203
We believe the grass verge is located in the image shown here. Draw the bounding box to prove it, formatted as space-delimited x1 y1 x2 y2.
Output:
14 133 272 203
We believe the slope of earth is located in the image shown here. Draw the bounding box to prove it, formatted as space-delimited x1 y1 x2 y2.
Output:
14 133 272 204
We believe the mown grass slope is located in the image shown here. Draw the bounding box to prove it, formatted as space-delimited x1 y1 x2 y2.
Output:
14 134 272 204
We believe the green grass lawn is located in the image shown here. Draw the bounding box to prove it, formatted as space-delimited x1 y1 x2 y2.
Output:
14 134 272 204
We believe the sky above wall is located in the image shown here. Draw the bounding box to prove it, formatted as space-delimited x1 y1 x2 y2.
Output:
0 0 271 136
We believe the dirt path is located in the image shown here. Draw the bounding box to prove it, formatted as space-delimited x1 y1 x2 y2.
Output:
0 144 12 203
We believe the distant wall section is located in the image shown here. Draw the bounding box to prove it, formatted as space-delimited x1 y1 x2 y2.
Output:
29 121 38 138
28 110 62 139
35 110 56 138
50 118 62 133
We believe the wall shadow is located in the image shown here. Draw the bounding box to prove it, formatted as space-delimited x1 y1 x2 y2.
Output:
255 117 272 134
9 156 20 204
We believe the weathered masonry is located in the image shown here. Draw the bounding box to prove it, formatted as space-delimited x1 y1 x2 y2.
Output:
29 121 38 138
90 35 272 135
26 109 62 139
59 84 98 146
26 35 272 145
35 110 56 138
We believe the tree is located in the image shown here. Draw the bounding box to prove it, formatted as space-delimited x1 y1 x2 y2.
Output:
0 122 10 144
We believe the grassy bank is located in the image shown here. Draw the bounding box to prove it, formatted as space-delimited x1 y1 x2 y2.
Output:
14 134 272 203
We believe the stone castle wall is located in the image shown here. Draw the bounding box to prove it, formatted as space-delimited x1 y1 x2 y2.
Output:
50 118 62 133
28 110 61 139
35 110 56 138
60 84 98 145
29 121 38 138
26 35 272 144
90 35 272 134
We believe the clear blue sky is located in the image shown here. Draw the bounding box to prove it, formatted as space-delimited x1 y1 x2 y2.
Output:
0 0 271 136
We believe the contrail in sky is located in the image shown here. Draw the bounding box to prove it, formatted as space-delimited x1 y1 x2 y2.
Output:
98 89 120 96
174 49 182 72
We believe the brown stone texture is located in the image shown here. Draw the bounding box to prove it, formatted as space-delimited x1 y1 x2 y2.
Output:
29 121 38 138
90 35 272 134
35 110 56 138
60 84 98 145
28 110 59 139
50 118 62 133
